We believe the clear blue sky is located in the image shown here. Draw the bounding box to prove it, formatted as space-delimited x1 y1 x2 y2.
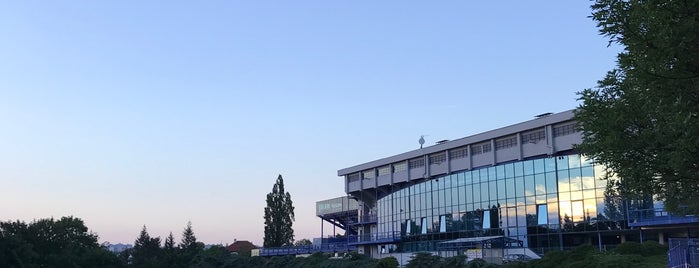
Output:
0 1 619 246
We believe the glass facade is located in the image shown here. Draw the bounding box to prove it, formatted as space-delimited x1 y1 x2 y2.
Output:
375 154 628 253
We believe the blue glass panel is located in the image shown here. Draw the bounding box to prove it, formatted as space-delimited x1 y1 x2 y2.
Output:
514 162 524 177
523 160 535 175
544 157 556 172
496 165 505 178
556 155 569 170
533 159 545 174
497 180 507 199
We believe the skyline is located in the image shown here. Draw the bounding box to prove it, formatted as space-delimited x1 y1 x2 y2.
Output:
0 1 620 246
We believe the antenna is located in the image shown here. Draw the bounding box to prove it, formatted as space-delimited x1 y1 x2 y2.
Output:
419 135 425 149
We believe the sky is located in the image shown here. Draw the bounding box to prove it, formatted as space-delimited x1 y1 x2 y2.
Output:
0 1 620 246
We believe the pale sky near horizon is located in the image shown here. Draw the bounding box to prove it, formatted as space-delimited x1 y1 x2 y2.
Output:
1 1 620 246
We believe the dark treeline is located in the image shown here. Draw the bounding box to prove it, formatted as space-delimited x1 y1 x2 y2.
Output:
0 216 667 268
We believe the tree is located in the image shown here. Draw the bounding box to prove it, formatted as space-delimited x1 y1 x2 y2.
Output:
406 252 441 268
162 231 177 267
263 174 295 247
575 0 699 214
131 225 162 267
294 238 312 246
0 217 121 267
178 221 203 266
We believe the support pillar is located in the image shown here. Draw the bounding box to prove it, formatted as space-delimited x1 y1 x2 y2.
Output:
659 232 665 245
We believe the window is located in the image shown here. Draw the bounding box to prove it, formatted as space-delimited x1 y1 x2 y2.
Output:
409 158 425 169
471 142 491 155
378 166 390 176
572 200 584 222
537 204 548 225
495 136 517 150
348 173 360 182
483 210 491 229
429 152 446 165
483 143 492 153
471 145 483 155
449 147 468 159
363 170 375 179
522 129 546 144
421 218 428 234
553 123 577 137
393 162 407 173
406 219 412 234
440 215 447 233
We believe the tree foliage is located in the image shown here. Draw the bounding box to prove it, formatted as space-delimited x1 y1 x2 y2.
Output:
575 0 699 213
0 216 121 267
263 174 295 247
179 221 204 266
131 225 162 267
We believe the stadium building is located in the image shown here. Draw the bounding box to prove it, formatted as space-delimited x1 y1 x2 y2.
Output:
328 110 699 262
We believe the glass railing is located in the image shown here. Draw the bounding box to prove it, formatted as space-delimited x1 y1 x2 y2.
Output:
346 231 401 244
627 208 699 227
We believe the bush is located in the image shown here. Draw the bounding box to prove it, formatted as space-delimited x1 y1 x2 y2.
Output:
374 256 399 268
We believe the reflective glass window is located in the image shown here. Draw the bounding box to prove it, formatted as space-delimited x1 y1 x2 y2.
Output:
568 154 581 168
524 175 535 196
523 160 534 175
546 172 557 193
496 165 505 178
483 210 491 229
514 162 524 177
557 170 570 192
548 201 559 225
533 159 545 174
581 167 595 189
497 180 507 199
481 183 489 202
440 215 447 232
569 168 582 191
489 181 497 201
506 178 515 198
572 200 584 222
535 174 546 195
537 204 548 225
515 177 525 197
544 157 556 172
556 156 569 170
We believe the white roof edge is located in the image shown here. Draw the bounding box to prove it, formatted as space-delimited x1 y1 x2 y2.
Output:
337 109 576 176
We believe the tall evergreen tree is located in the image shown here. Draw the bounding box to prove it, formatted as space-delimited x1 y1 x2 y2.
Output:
263 174 295 247
178 221 203 266
575 0 699 214
131 225 162 268
162 231 177 267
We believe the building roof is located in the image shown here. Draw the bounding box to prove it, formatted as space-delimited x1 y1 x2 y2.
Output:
226 240 258 252
338 109 576 176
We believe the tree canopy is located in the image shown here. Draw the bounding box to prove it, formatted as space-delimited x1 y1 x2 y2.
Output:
263 174 295 247
575 0 699 214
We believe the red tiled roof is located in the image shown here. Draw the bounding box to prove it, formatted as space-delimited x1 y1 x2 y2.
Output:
226 240 258 252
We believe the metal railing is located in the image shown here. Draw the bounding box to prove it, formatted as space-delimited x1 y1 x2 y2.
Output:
259 243 356 257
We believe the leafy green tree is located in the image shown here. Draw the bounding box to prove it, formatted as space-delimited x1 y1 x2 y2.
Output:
263 174 295 247
131 225 162 267
294 238 312 246
374 256 399 268
575 0 699 214
406 252 441 268
0 217 122 268
190 245 231 268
